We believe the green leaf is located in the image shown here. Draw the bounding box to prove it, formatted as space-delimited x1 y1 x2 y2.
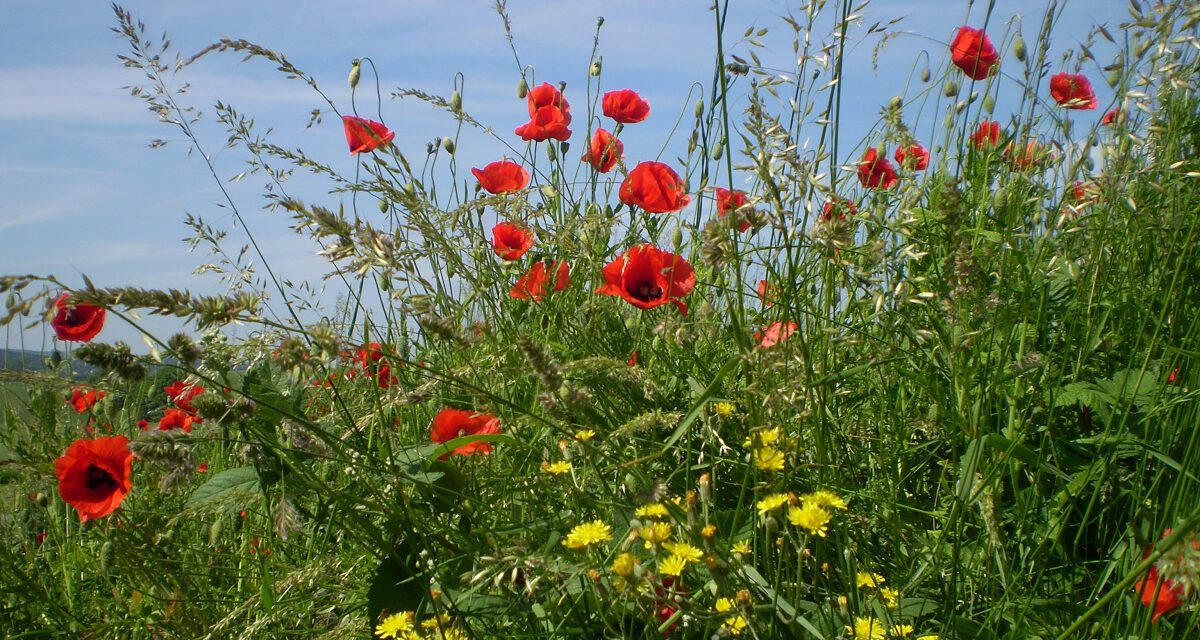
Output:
186 466 259 510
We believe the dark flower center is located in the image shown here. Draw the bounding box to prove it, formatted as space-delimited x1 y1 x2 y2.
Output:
630 280 664 302
85 464 118 492
64 308 87 326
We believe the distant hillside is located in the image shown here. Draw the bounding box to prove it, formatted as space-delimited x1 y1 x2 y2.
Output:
0 349 99 378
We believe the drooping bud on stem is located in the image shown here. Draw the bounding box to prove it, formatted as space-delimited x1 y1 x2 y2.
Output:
517 77 528 99
589 57 602 77
441 137 455 154
1014 36 1028 62
348 59 361 90
450 90 462 113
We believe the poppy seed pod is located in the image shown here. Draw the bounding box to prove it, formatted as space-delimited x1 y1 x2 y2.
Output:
348 60 361 89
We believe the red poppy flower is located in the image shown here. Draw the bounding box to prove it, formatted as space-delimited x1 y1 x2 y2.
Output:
431 408 502 458
582 128 623 173
342 115 395 154
50 293 106 343
1049 73 1098 110
1135 530 1190 622
1003 140 1053 171
355 342 397 388
970 120 1003 148
491 221 535 260
820 196 858 222
136 419 149 430
1168 367 1179 384
54 435 133 522
754 321 797 348
196 462 209 473
757 279 775 306
894 144 929 170
515 82 572 142
619 161 691 213
164 380 205 416
715 188 751 232
1101 109 1121 126
602 89 651 124
628 351 638 367
950 26 999 81
857 148 898 189
510 260 571 302
472 160 530 194
596 244 695 315
68 388 105 413
157 408 196 433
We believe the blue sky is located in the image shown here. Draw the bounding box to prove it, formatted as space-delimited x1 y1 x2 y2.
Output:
1 1 1128 353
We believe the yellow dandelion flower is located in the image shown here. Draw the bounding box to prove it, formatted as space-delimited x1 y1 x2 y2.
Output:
712 401 735 417
756 493 789 516
916 635 941 640
802 490 847 510
856 572 886 589
574 429 595 441
846 616 886 640
659 554 688 576
635 503 669 519
611 552 636 578
788 504 831 537
754 446 786 472
743 426 781 448
891 624 914 637
880 587 899 608
375 611 417 640
701 523 717 538
541 461 571 475
662 541 703 563
562 520 612 550
730 540 752 555
420 612 452 629
714 598 746 634
641 521 672 547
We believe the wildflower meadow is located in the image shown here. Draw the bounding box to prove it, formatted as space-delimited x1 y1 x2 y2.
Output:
3 1 1200 638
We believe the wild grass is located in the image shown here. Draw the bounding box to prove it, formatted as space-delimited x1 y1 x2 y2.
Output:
2 1 1200 638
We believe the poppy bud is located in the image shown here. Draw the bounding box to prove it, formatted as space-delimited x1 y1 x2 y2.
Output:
560 140 570 156
983 95 996 114
1106 69 1121 88
921 67 931 83
888 96 903 110
1061 119 1072 137
348 60 361 90
712 141 724 160
210 517 224 545
34 492 49 507
596 16 604 27
378 199 389 213
968 90 979 103
100 541 114 571
1014 36 1027 62
590 57 602 77
517 78 528 99
540 185 558 199
671 227 683 249
450 90 462 113
955 100 967 113
943 80 959 97
694 99 704 118
546 143 557 162
441 137 455 154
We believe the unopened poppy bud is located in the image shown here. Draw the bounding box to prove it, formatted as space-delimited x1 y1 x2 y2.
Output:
943 80 959 97
546 143 557 162
671 227 683 249
712 141 724 160
888 96 903 110
100 541 113 571
921 67 931 83
596 16 604 27
694 99 705 118
1106 69 1121 88
348 60 361 90
590 57 602 77
34 492 49 507
517 78 528 99
450 90 462 113
560 140 570 156
540 184 558 199
441 137 455 154
1014 36 1027 62
209 517 224 545
378 199 389 213
1061 119 1072 137
955 100 967 113
983 95 996 114
968 90 979 103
